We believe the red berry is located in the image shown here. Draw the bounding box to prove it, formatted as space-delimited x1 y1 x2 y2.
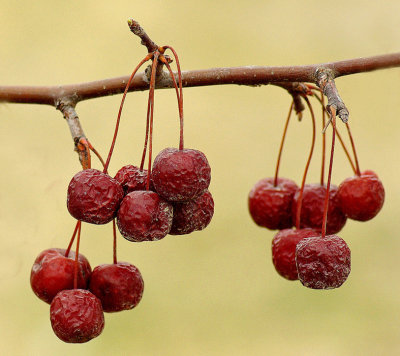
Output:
151 148 211 202
114 165 153 195
296 235 351 289
50 289 104 343
89 262 144 313
337 171 385 221
117 190 173 242
271 228 319 280
30 248 91 304
249 177 298 230
67 169 124 225
292 183 347 234
170 190 214 235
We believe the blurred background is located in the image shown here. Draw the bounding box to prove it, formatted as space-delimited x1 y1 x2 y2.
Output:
1 1 400 355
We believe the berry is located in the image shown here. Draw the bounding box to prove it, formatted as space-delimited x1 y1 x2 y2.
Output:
170 190 214 235
114 165 153 195
271 228 319 280
67 169 124 225
50 289 104 343
292 183 347 234
117 190 173 242
151 147 211 202
248 177 298 230
30 248 91 304
89 262 144 312
337 170 385 221
296 234 351 289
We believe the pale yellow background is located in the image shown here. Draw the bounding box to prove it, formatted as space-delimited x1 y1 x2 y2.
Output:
1 1 400 355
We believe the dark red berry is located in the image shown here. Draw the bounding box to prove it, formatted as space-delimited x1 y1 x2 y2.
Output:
117 190 173 242
89 262 144 313
50 289 104 343
151 147 211 202
337 171 385 221
249 177 298 230
67 169 124 225
271 228 319 280
114 165 153 195
296 234 351 289
30 248 91 304
292 183 347 234
170 190 214 235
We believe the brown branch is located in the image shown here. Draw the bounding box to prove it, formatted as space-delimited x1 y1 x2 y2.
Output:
0 53 399 107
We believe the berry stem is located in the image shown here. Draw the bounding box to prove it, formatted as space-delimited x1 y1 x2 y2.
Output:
345 122 361 176
273 101 294 187
146 52 160 190
321 108 337 238
113 219 117 264
312 91 357 174
103 54 152 174
295 96 316 230
162 58 185 151
164 46 184 150
140 97 152 171
73 220 82 289
65 220 80 257
320 91 326 186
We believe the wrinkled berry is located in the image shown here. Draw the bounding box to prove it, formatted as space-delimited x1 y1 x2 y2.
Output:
67 169 124 225
152 148 211 202
30 248 91 304
50 289 104 343
296 234 351 289
292 183 347 234
271 228 319 280
337 171 385 221
117 190 173 242
170 190 214 235
114 165 153 195
249 177 298 230
89 262 144 312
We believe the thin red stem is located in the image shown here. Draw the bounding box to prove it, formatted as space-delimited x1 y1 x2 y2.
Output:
320 92 326 186
113 219 117 264
321 109 336 238
103 54 152 174
146 52 160 190
65 220 80 257
73 221 82 289
163 59 185 150
295 96 316 230
345 122 361 176
140 97 152 171
164 46 184 150
90 146 106 169
274 101 294 186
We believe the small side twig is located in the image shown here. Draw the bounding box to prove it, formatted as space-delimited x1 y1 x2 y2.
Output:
315 68 349 124
127 19 158 53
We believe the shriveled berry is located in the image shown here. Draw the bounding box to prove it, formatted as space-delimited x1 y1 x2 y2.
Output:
152 148 211 202
296 234 351 289
271 228 319 280
30 248 91 304
249 177 298 230
89 262 144 312
292 183 347 234
337 171 385 221
67 169 124 225
50 289 104 343
170 190 214 235
117 190 173 242
114 165 153 195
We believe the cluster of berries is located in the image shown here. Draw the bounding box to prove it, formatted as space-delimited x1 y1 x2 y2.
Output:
248 95 385 289
31 247 143 343
30 26 214 343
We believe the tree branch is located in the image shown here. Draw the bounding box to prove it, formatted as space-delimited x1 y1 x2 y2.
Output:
0 53 399 107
